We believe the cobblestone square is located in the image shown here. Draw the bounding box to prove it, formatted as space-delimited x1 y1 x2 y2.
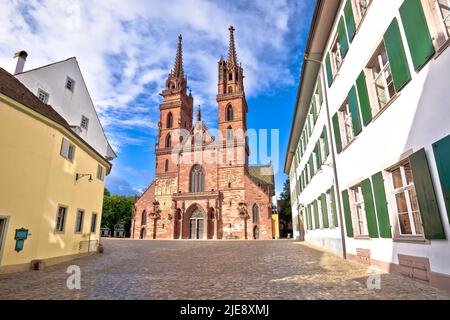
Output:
0 239 448 300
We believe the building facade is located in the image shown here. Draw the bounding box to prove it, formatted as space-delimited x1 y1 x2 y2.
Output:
0 68 111 273
285 0 450 291
14 55 116 161
132 28 275 240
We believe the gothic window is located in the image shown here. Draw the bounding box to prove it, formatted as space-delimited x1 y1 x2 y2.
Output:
141 210 147 225
190 164 205 193
252 204 259 224
236 72 239 82
229 73 233 81
165 134 172 148
226 104 234 121
228 86 233 94
164 159 169 172
227 126 233 142
167 112 173 128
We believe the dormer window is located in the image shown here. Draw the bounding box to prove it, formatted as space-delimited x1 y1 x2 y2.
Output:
66 77 75 92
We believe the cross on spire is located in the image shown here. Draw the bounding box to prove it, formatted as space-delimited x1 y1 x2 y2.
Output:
172 34 184 79
228 26 237 67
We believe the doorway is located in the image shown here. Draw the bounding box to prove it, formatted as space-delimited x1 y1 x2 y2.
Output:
190 218 204 239
253 225 259 240
0 218 8 262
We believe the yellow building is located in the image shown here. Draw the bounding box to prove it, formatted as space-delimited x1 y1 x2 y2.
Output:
272 212 280 240
0 68 111 273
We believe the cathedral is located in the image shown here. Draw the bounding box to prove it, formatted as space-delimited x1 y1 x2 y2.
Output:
131 27 275 240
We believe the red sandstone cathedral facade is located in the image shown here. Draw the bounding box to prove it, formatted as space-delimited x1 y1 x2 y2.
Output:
131 27 275 240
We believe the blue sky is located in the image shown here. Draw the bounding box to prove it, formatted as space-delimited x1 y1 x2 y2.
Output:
0 0 315 197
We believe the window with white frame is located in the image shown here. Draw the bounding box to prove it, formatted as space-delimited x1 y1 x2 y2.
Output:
80 115 89 130
331 36 343 76
352 0 372 24
75 210 84 233
60 138 75 161
436 0 450 39
66 77 75 91
366 42 395 113
97 164 105 181
55 206 67 232
326 190 337 227
390 162 424 236
351 185 369 236
91 213 98 233
37 89 49 103
339 100 355 147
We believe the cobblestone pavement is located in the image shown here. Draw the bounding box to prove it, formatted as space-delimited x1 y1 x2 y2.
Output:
0 239 448 300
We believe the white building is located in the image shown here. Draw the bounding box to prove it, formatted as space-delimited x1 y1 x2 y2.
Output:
13 54 116 161
285 0 450 292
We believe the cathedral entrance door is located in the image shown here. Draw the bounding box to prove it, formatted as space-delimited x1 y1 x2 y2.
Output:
189 208 204 239
253 226 259 240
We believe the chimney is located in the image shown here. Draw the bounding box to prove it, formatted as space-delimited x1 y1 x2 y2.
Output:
14 50 28 75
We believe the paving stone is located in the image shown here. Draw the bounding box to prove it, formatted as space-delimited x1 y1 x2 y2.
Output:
0 239 448 300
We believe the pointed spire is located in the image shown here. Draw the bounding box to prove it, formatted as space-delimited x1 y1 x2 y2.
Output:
197 105 202 121
228 26 237 66
172 34 184 79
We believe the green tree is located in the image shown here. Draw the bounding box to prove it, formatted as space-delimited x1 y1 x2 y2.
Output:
102 188 136 237
278 179 292 237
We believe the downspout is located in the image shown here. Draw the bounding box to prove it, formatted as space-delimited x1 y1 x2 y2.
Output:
320 66 347 260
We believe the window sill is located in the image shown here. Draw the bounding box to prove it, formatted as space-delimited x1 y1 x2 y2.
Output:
393 236 430 245
54 231 65 235
434 38 450 60
341 136 357 153
354 235 371 241
371 92 401 124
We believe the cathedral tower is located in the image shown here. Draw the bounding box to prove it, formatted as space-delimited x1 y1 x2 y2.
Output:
157 34 194 176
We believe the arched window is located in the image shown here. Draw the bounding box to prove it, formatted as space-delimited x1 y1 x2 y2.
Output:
226 104 234 121
252 204 259 224
165 134 172 148
228 86 233 94
141 210 147 225
164 159 169 172
167 112 173 128
229 73 233 81
190 164 205 193
227 126 233 142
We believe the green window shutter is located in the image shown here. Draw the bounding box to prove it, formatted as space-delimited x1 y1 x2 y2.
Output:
348 85 363 136
338 16 349 58
400 0 435 71
325 53 333 87
433 135 450 223
308 204 313 230
305 205 310 230
316 141 322 167
384 18 412 92
332 113 342 154
313 200 320 229
330 187 339 227
323 126 330 157
371 172 392 238
410 149 446 239
356 71 373 126
361 178 379 238
342 190 354 237
317 75 324 106
312 98 317 123
309 155 314 177
321 194 329 228
344 0 357 42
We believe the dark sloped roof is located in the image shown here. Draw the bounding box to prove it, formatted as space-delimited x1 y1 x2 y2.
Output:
0 67 111 167
248 165 274 186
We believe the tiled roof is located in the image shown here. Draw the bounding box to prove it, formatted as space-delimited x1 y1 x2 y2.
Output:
248 165 274 186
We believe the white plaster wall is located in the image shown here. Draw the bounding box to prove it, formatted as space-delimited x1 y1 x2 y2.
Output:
324 0 450 275
15 58 115 160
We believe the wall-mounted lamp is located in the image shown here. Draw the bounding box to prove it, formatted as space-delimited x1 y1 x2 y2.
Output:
76 173 93 182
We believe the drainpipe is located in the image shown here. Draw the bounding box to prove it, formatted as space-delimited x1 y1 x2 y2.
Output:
320 66 347 260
